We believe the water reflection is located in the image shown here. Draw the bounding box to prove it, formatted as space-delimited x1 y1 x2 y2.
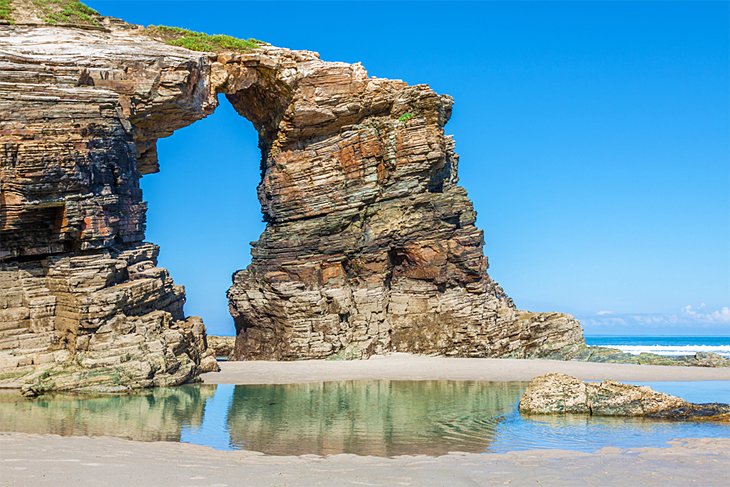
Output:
0 380 728 456
0 385 215 442
226 381 525 456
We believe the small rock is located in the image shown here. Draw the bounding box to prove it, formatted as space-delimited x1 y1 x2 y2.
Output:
691 352 730 368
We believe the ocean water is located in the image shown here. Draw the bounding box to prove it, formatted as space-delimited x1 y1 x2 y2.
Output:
0 380 728 457
585 335 730 358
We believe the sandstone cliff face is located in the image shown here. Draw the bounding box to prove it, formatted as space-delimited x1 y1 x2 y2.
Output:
0 7 584 392
220 45 585 360
0 23 221 394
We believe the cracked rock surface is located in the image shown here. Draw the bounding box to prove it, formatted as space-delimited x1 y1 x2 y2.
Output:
519 373 730 420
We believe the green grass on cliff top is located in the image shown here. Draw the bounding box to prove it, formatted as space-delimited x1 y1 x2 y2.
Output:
1 1 264 53
32 0 101 26
0 0 14 23
144 25 265 53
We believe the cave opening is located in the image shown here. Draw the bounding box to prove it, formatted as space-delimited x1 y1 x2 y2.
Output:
141 95 264 337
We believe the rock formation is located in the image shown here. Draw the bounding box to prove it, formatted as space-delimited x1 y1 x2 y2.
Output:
1 2 584 393
0 9 227 394
223 51 585 360
519 373 730 421
207 336 236 360
574 347 730 367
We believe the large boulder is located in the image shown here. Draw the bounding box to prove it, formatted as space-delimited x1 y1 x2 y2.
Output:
519 373 730 421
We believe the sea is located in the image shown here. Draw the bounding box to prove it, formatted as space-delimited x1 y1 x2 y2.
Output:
585 335 730 358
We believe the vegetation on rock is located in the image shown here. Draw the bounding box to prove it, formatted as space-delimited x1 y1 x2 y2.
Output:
0 0 14 23
398 112 414 122
32 0 100 26
144 25 264 52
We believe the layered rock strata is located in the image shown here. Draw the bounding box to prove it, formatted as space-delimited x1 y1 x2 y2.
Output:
207 336 236 360
519 373 730 421
0 22 225 394
1 5 584 392
222 40 585 360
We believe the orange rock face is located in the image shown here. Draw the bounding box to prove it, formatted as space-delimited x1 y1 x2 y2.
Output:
0 13 584 392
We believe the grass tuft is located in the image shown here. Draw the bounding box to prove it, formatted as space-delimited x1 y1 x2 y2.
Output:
144 25 265 52
398 112 414 123
32 0 100 26
0 0 14 23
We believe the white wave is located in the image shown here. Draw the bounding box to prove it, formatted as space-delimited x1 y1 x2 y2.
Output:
601 344 730 358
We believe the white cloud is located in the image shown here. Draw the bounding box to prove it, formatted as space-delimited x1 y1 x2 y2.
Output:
579 304 730 332
681 305 730 323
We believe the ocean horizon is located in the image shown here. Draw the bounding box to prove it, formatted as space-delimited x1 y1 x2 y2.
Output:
585 335 730 358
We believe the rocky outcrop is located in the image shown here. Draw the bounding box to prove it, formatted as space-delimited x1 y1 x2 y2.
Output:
220 35 585 361
207 336 236 360
575 347 730 367
1 2 584 392
690 352 730 367
0 16 225 393
1 243 218 396
519 373 730 421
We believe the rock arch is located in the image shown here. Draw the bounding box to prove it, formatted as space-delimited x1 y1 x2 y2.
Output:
0 21 584 393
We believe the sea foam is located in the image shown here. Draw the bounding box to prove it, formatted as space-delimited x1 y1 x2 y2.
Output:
600 344 730 357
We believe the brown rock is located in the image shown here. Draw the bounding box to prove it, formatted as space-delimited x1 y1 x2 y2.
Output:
519 373 730 421
207 336 236 360
0 5 584 392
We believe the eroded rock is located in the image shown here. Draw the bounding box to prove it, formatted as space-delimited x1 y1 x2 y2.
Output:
207 336 236 360
221 39 586 361
519 373 730 421
1 3 585 392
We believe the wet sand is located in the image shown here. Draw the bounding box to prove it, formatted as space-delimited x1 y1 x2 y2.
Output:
2 356 728 486
1 433 728 486
202 353 730 384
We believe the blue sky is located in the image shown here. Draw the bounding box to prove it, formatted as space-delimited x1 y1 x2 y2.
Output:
86 1 730 336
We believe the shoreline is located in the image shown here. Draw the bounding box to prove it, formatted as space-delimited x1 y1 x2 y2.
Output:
3 356 729 485
1 433 728 486
201 353 730 384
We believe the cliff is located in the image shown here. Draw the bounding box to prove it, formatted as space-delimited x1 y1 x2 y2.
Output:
0 1 584 393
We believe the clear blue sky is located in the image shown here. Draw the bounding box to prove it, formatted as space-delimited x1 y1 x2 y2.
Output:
86 1 730 336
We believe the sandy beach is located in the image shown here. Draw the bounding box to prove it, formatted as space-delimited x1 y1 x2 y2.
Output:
202 353 730 384
1 356 728 486
1 433 728 486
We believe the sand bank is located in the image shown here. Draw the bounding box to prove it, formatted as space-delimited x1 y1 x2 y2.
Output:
1 433 727 486
202 353 730 384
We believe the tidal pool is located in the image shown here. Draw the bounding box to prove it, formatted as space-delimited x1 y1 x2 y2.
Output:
0 380 728 456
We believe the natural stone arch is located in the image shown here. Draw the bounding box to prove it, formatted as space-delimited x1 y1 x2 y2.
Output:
213 53 584 361
0 19 584 394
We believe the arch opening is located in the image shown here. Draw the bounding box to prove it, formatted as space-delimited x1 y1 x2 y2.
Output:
141 95 264 337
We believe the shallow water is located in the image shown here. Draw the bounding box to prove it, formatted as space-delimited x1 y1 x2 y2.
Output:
0 380 728 456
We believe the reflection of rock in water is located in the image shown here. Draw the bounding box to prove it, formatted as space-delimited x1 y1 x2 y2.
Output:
0 385 216 442
226 381 526 456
